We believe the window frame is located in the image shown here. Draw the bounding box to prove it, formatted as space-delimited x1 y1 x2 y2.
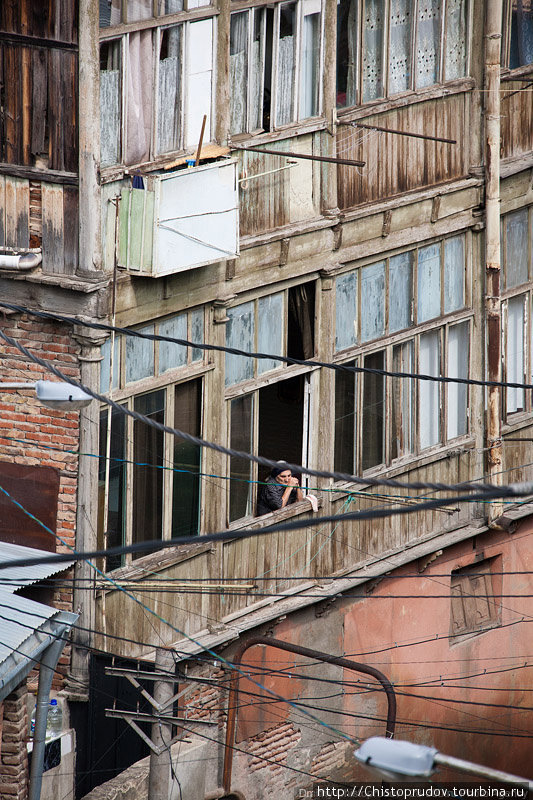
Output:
336 0 471 112
99 11 216 168
501 0 533 73
229 0 325 136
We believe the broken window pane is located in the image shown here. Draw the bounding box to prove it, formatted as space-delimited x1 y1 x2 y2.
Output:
159 314 187 372
132 390 164 552
506 295 525 414
172 380 201 537
257 293 283 374
288 283 315 359
335 271 358 351
277 3 297 125
389 251 413 332
157 26 182 154
416 0 441 88
300 7 320 118
336 0 358 108
362 0 385 102
505 209 529 288
444 235 465 313
509 0 533 68
447 321 469 439
391 340 413 459
388 0 412 94
444 0 467 80
226 302 254 385
100 40 122 166
230 12 249 135
334 361 357 473
419 330 440 448
126 324 155 383
230 394 254 521
361 261 385 341
417 243 441 322
362 350 385 470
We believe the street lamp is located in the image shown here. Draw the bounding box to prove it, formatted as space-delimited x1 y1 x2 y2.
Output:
0 380 92 410
354 737 533 790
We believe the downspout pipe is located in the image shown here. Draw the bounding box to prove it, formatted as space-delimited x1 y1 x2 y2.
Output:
223 636 396 793
28 631 72 800
484 0 503 525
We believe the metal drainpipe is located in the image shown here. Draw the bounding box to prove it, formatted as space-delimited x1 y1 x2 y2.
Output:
484 0 504 525
222 636 397 793
28 634 71 800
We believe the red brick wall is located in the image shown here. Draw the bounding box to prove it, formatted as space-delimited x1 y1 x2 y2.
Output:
0 687 30 800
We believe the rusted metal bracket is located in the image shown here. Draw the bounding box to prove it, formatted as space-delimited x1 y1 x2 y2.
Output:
222 636 397 793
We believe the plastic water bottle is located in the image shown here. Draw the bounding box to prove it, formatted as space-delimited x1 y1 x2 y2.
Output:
29 704 36 736
46 699 62 738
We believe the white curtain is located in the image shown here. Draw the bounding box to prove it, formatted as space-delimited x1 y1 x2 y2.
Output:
419 330 440 449
127 29 153 165
389 0 411 94
157 27 181 153
276 34 295 125
362 0 384 102
416 0 441 88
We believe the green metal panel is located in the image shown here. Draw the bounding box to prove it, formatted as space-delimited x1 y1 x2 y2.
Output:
117 188 155 272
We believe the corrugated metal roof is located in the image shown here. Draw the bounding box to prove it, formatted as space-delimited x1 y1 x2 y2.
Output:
0 588 78 702
0 541 74 592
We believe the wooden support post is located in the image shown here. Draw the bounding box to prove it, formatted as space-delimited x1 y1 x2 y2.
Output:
148 648 176 800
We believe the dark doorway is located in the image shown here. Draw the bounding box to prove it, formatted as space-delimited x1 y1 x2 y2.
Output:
258 374 304 484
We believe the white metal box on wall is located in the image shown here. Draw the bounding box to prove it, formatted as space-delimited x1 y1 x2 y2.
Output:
118 159 239 276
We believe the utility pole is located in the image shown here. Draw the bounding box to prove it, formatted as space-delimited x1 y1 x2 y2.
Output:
148 648 175 800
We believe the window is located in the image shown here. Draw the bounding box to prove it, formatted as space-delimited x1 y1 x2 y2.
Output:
228 375 311 522
450 558 501 637
100 16 214 166
336 0 468 109
334 235 466 351
100 0 211 29
98 310 206 569
225 284 315 387
230 0 322 135
502 0 533 69
500 207 533 418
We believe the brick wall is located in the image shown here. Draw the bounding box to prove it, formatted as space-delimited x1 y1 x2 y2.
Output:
0 687 30 800
0 313 81 687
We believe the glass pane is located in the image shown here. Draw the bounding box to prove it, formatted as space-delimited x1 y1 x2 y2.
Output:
126 324 155 383
157 26 182 154
157 0 185 15
444 235 465 313
388 0 412 95
229 395 254 521
362 350 385 470
257 293 283 374
447 322 469 439
100 41 121 167
362 0 385 102
509 0 533 68
300 11 320 118
251 9 266 130
225 302 254 386
507 295 525 414
100 0 122 27
99 407 126 571
417 243 441 322
334 362 357 473
361 261 385 341
127 0 153 22
159 314 187 372
419 330 440 449
336 272 358 351
391 341 413 459
132 391 165 551
191 308 204 362
172 380 201 537
100 337 120 393
230 12 249 135
389 251 413 332
336 0 358 108
444 0 467 80
126 30 153 165
505 209 529 288
416 0 441 88
276 3 297 125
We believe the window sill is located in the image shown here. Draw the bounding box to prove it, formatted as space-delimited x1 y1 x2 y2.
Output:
331 436 475 498
228 496 322 532
336 77 476 124
229 116 328 149
503 411 533 434
240 214 338 251
501 64 533 81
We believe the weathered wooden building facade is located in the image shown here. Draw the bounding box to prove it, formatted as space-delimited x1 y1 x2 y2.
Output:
1 0 533 797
